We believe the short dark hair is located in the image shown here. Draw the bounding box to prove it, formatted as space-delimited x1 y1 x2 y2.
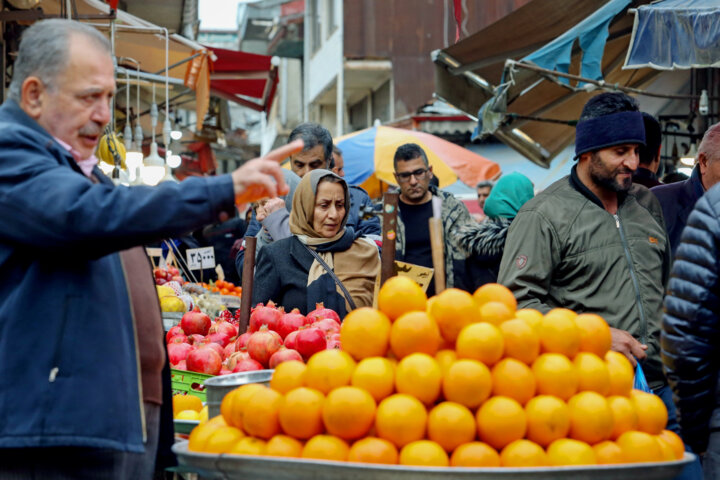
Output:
579 92 639 122
639 113 661 166
393 143 429 170
288 123 333 167
333 145 342 156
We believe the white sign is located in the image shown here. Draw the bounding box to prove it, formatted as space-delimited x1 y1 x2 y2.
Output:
186 247 216 270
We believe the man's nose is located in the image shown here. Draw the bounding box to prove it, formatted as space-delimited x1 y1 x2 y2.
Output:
92 99 111 127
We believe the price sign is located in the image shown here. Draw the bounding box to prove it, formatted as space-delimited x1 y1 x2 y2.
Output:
186 247 216 270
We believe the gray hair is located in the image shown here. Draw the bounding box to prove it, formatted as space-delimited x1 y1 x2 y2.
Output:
8 19 111 101
476 180 494 189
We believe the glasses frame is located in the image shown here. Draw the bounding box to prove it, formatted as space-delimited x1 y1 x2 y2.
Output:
395 167 431 183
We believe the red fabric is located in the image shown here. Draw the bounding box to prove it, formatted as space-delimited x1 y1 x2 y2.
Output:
107 0 119 10
453 0 462 42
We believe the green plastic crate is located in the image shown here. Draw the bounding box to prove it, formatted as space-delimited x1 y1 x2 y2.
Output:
171 369 214 402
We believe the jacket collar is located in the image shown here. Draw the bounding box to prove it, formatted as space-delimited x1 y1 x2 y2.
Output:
686 165 705 201
569 164 628 210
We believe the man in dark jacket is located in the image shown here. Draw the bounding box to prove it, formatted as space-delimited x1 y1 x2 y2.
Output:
632 112 663 188
0 19 292 479
663 183 720 479
652 122 720 257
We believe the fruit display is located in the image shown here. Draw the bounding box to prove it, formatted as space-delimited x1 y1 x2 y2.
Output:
154 266 184 286
186 278 685 469
173 393 209 422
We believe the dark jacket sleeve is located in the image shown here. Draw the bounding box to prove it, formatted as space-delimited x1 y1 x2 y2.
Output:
355 189 381 238
251 243 282 307
662 190 720 454
0 129 234 258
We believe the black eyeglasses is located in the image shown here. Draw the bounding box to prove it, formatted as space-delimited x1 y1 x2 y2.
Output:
395 168 430 182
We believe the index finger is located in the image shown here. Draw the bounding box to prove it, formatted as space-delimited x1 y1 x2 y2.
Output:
265 139 304 164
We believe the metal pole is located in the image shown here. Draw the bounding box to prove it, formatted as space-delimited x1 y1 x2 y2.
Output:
429 218 446 293
239 236 257 333
380 192 399 286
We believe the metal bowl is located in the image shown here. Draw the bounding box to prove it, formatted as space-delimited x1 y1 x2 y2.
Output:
203 370 273 417
172 441 696 480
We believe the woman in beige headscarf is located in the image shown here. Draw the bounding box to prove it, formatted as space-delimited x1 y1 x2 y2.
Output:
252 169 380 317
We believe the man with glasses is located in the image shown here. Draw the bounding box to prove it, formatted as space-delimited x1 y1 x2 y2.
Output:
393 143 473 295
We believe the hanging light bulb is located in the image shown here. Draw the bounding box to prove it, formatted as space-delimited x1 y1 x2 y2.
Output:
166 150 182 168
123 69 133 151
141 83 167 186
133 65 144 155
160 165 178 183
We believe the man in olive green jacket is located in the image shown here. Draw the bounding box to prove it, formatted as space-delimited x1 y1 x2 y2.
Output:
498 93 671 392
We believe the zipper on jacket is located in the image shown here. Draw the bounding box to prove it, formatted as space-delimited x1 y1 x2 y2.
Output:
614 214 648 345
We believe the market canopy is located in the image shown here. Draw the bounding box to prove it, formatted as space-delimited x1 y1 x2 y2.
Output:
624 0 720 70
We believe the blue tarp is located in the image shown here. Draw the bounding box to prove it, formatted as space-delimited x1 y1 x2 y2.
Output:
624 0 720 70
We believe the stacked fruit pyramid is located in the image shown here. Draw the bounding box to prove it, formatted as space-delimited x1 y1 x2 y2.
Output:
186 278 685 467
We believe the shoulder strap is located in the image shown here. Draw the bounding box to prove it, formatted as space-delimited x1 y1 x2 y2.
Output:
302 244 357 311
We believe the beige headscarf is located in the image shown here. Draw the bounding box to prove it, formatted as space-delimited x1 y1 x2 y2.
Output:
289 169 380 310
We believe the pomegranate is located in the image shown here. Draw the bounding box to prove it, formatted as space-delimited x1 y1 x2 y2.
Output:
172 360 187 370
248 302 283 333
326 338 342 349
186 347 222 375
167 343 193 365
246 326 283 367
200 342 225 360
218 309 233 321
209 320 238 339
306 303 340 324
269 348 303 368
223 342 237 360
167 334 189 345
180 311 212 336
206 332 231 348
294 327 327 360
276 308 307 339
187 334 205 345
166 326 185 343
220 368 233 375
232 358 264 373
234 332 252 351
311 318 341 336
284 330 300 350
226 350 250 370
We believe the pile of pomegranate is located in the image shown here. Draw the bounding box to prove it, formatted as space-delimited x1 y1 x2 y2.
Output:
167 302 341 376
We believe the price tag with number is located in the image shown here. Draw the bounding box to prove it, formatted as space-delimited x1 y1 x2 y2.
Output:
186 247 216 270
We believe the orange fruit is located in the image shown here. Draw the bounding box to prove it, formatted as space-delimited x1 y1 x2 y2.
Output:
173 394 203 416
605 351 634 396
491 358 536 405
539 309 580 357
389 311 441 359
515 308 543 332
301 434 350 461
500 439 548 467
394 353 442 405
348 437 398 464
378 276 427 321
455 322 504 366
532 353 579 400
270 360 307 394
322 386 376 440
607 395 638 440
221 383 266 429
499 319 540 364
568 392 613 444
228 436 266 456
658 429 685 460
616 431 663 463
204 426 245 454
631 390 668 434
656 436 677 461
429 288 481 343
427 402 476 452
479 301 515 325
473 283 517 311
188 417 226 452
265 434 303 458
242 387 283 440
575 313 612 357
593 440 625 464
476 396 527 450
278 387 325 440
304 349 356 394
547 438 597 465
524 395 570 447
442 359 492 408
375 394 428 448
351 357 395 402
450 442 501 467
399 440 449 467
434 349 457 377
341 308 392 360
574 352 610 395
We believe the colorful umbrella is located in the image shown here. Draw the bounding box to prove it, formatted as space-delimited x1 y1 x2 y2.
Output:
336 126 501 198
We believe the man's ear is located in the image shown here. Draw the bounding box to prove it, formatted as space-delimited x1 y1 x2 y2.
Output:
698 152 708 174
20 76 44 119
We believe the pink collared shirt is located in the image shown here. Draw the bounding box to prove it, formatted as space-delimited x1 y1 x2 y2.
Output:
52 137 99 178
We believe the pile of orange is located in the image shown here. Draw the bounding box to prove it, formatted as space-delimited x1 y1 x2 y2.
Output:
186 278 685 468
203 279 243 297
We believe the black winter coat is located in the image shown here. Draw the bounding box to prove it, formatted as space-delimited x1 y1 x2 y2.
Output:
455 217 512 291
662 183 720 454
